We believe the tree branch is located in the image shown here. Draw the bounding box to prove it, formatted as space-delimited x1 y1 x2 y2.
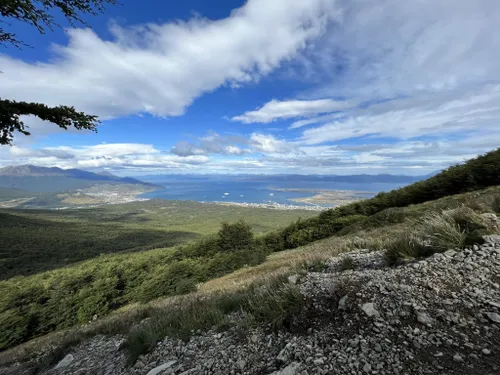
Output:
0 99 99 145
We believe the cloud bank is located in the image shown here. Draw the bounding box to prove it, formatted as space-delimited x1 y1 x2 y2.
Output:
0 0 339 119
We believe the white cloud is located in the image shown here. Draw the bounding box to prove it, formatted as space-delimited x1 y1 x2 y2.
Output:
4 144 208 171
299 85 500 145
232 98 356 123
171 132 298 157
3 0 499 176
289 112 344 129
249 133 300 154
0 0 340 127
1 134 495 175
171 132 250 157
225 146 245 155
302 0 500 98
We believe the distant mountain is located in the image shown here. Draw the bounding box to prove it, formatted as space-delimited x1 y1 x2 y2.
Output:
0 165 159 193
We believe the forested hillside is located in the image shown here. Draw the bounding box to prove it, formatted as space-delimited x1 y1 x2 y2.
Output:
264 148 500 250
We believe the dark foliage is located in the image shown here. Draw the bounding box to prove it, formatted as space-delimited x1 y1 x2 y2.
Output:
0 99 99 145
1 0 116 143
1 0 117 48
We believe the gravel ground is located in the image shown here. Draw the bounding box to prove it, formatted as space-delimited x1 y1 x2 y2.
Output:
4 236 500 375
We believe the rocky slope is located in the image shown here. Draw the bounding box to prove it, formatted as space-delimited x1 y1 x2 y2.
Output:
5 236 500 375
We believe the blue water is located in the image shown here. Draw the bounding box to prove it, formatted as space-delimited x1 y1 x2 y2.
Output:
139 175 411 207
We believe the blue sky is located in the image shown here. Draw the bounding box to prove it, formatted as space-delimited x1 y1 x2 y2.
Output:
1 0 499 175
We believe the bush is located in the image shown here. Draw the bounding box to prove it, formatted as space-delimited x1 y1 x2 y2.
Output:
135 260 205 303
307 258 329 272
340 256 356 271
218 220 254 253
0 220 266 351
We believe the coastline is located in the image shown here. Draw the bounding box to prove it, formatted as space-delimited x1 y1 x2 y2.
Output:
201 200 327 211
270 188 373 206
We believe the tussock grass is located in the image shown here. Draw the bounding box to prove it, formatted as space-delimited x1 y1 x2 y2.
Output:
126 276 304 363
385 233 431 265
339 256 357 271
420 211 467 252
385 205 499 264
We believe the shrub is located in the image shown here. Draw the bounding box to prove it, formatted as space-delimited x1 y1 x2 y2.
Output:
0 220 266 350
218 220 254 253
339 256 356 271
307 258 329 272
261 231 285 252
242 283 304 330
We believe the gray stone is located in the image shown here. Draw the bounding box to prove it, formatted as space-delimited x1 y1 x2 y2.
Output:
416 311 433 325
487 301 500 309
453 354 464 362
237 359 246 370
483 235 500 244
482 349 491 355
338 295 347 310
288 275 299 285
486 312 500 323
146 361 177 375
54 354 74 369
363 363 372 373
361 303 380 317
277 347 289 362
271 362 302 375
444 249 457 257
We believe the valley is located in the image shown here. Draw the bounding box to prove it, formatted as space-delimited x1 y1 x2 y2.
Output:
0 199 316 279
1 149 500 375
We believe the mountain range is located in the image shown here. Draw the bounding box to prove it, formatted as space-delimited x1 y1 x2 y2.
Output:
0 165 157 193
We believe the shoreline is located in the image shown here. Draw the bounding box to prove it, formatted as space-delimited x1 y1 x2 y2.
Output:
201 200 328 211
270 187 374 195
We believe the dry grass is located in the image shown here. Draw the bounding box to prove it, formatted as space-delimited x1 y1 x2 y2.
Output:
420 211 467 251
385 205 499 265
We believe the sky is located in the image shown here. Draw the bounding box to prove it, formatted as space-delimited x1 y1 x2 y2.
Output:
0 0 499 176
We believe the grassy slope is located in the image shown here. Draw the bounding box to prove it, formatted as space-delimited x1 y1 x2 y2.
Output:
3 185 499 368
0 200 316 279
1 148 500 357
261 148 500 251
